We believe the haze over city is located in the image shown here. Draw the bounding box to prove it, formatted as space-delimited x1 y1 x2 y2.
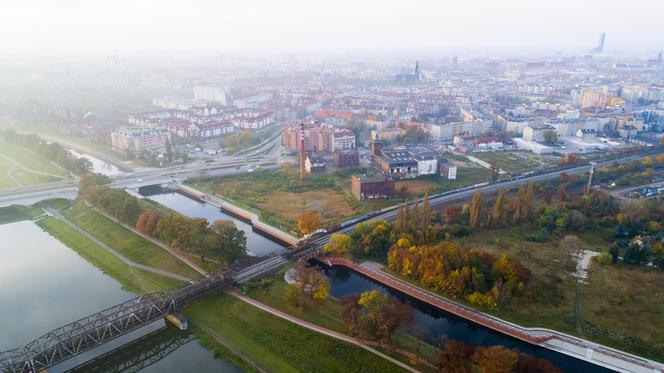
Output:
2 0 664 55
0 1 663 373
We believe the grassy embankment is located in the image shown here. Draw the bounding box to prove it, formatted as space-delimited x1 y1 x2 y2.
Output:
37 216 180 293
239 272 440 369
59 200 199 279
0 204 45 224
189 165 492 234
184 291 410 373
0 142 69 188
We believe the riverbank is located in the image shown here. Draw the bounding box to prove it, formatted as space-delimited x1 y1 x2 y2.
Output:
58 200 200 278
37 216 181 293
322 257 664 373
183 291 411 373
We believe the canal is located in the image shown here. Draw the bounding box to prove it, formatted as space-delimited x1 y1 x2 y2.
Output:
0 219 241 373
316 263 611 373
137 187 286 257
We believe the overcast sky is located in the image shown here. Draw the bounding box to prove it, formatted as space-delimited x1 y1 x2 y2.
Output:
2 0 663 56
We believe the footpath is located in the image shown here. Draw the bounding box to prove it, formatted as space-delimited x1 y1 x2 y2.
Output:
84 202 208 277
228 290 422 373
44 207 192 282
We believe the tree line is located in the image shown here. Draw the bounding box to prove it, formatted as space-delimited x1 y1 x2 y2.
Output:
79 173 246 263
439 339 561 373
0 129 92 175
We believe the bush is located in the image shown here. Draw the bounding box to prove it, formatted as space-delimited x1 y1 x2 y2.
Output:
596 252 612 265
524 228 550 243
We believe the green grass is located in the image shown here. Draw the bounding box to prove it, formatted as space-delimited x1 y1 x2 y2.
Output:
242 269 440 368
11 169 60 185
37 216 180 293
0 204 45 224
184 293 408 373
470 151 546 174
61 200 199 279
0 142 68 177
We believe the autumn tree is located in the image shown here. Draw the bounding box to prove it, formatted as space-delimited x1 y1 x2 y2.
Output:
445 206 460 224
469 189 482 229
285 260 330 306
439 339 473 373
135 211 161 236
323 233 352 255
471 345 519 373
351 220 393 256
516 354 563 373
341 291 413 344
491 189 506 227
296 210 321 235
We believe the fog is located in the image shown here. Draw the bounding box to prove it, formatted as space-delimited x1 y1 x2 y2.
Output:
1 0 663 57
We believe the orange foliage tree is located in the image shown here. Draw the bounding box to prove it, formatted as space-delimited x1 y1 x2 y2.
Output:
297 210 321 235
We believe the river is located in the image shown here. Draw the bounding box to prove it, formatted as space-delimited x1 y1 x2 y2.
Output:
0 219 241 373
137 188 286 257
316 263 612 373
68 149 124 176
140 188 611 371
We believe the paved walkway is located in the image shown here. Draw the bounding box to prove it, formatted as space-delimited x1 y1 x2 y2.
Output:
85 202 209 277
44 207 192 282
228 290 421 373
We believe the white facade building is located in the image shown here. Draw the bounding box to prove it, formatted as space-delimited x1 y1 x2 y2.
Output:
194 85 227 105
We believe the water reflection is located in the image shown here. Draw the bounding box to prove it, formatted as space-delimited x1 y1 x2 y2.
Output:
68 149 124 176
318 262 611 373
140 189 286 256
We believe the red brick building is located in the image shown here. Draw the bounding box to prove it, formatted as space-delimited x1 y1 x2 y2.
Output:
334 149 360 168
351 174 395 200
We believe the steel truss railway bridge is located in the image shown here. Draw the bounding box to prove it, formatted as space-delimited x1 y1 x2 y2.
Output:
0 148 661 373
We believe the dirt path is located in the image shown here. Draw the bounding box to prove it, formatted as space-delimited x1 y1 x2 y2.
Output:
228 290 422 373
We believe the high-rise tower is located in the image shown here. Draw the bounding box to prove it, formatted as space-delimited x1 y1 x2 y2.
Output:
589 33 606 54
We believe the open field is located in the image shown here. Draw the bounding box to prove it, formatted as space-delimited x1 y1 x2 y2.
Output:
258 189 356 222
0 142 68 177
385 224 664 362
190 165 492 232
61 200 199 279
184 292 409 373
37 217 180 293
471 150 557 174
